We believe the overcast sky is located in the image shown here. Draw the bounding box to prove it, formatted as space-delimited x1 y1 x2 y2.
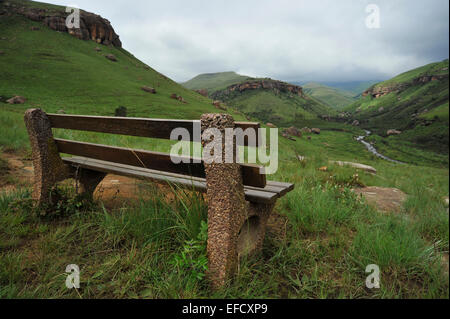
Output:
47 0 449 83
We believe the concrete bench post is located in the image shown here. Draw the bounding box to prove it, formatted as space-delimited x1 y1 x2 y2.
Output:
200 114 247 289
24 109 71 205
24 108 105 205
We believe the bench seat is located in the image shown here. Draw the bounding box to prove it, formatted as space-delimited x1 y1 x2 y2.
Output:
62 156 294 205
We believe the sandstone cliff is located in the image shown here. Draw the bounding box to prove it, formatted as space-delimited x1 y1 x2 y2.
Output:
362 74 447 99
1 1 121 47
211 79 303 100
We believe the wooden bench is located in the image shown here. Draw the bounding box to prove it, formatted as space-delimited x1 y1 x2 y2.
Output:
24 109 294 288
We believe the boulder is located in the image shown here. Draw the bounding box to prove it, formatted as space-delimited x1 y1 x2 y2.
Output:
378 106 384 112
57 109 66 114
195 89 208 97
213 100 226 110
351 120 360 126
311 128 321 134
94 47 101 52
387 129 402 136
330 161 377 174
115 106 127 117
170 93 178 100
30 26 40 31
141 86 156 94
300 127 312 133
266 123 277 128
281 132 296 141
177 96 187 103
6 96 26 104
284 126 302 137
352 187 407 213
105 54 117 62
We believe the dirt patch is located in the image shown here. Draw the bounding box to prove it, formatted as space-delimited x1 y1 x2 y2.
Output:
352 186 407 213
0 151 33 193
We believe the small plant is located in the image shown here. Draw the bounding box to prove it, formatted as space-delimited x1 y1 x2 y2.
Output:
171 220 208 282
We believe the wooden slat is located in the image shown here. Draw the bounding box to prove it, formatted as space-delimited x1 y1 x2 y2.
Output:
55 139 266 188
48 114 260 146
65 156 292 196
62 157 277 204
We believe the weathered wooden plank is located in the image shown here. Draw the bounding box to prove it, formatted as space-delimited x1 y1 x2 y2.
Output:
62 157 277 204
66 156 290 196
55 139 266 188
48 114 259 146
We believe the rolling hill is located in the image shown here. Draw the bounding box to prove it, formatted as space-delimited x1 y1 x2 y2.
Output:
346 59 449 155
181 71 251 94
302 82 356 109
183 72 334 127
0 0 242 131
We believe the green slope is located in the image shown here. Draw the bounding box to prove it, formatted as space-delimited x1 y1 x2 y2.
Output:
0 10 221 120
302 82 356 109
322 80 381 96
181 71 250 94
346 59 449 155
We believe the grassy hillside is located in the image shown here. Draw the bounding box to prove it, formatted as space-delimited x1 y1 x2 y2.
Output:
302 82 356 109
322 80 382 96
346 60 449 157
213 87 334 127
0 0 448 299
181 71 250 93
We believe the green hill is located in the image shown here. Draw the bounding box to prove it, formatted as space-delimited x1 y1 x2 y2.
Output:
321 80 381 96
209 78 335 127
0 0 448 300
346 59 449 156
0 0 255 152
183 71 335 127
181 71 250 94
302 82 356 109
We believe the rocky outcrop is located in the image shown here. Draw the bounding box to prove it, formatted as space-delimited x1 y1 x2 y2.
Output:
330 161 377 174
195 89 208 97
283 126 302 137
387 129 402 136
6 96 26 104
141 86 156 94
211 79 303 100
311 128 321 134
2 2 121 47
362 74 448 99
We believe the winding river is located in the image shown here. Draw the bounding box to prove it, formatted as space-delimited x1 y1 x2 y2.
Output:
356 130 404 164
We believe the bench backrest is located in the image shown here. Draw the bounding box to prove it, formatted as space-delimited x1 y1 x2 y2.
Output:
47 113 267 188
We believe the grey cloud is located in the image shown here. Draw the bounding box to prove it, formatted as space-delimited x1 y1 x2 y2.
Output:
48 0 449 82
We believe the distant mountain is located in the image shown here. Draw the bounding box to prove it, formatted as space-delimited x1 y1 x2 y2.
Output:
183 72 334 127
321 81 382 96
346 59 449 155
209 78 333 127
181 71 251 94
302 82 356 109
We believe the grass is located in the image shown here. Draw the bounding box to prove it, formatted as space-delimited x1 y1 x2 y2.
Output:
302 82 356 109
181 71 251 93
0 0 448 299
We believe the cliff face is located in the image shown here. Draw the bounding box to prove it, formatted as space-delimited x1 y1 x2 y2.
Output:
1 1 121 47
362 74 447 99
211 79 303 100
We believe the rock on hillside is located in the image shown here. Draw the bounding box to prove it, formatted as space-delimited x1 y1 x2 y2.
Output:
1 1 121 47
362 74 447 99
211 79 303 100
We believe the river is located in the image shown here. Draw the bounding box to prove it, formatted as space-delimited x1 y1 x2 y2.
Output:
356 130 404 164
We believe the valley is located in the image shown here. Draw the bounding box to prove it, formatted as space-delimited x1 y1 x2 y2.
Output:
0 0 448 299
